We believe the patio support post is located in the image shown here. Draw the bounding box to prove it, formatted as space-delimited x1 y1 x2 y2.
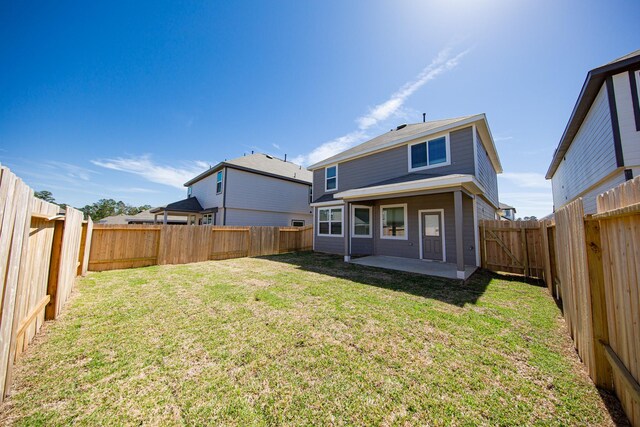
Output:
454 190 465 279
163 210 168 225
153 214 158 224
344 202 350 262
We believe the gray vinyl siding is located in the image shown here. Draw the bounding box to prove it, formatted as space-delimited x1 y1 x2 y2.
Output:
351 237 373 256
476 196 497 221
313 193 477 265
225 168 311 216
475 130 499 207
551 84 618 211
613 71 640 167
312 126 476 202
575 171 626 214
224 208 312 227
313 203 345 255
191 168 224 209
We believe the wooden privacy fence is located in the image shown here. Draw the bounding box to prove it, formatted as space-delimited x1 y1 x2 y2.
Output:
480 176 640 426
0 165 92 401
88 224 313 271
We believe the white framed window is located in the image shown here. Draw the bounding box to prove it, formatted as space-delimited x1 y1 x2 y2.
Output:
216 170 223 194
201 214 212 225
317 207 343 237
187 186 193 198
291 219 305 227
351 205 372 238
325 165 338 192
408 134 451 171
380 203 408 240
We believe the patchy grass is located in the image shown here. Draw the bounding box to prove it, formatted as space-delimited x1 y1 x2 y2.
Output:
0 253 622 426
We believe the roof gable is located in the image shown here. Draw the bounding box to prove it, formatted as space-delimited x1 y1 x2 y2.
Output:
546 49 640 179
307 114 502 173
184 153 312 186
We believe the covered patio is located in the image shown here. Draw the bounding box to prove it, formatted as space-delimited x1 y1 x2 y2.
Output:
335 174 486 280
149 197 211 225
350 255 477 280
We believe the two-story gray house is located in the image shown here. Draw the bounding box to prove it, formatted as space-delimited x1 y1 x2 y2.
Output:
308 114 502 279
151 153 313 226
547 49 640 213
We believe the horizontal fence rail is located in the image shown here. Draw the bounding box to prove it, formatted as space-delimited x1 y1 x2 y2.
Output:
88 224 313 271
0 165 92 400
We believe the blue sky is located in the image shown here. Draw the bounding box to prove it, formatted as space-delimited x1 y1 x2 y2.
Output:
1 1 638 218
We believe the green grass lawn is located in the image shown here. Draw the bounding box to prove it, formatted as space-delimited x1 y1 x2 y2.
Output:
0 253 623 426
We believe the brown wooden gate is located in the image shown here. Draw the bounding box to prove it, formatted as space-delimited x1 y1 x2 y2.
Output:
479 220 545 279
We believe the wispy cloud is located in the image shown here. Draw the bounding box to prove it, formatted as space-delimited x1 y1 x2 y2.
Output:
112 187 159 194
292 46 471 166
493 136 513 142
91 155 210 189
272 143 281 150
44 161 98 181
499 172 550 189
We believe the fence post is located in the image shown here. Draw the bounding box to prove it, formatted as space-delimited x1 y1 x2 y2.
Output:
45 220 64 321
520 226 529 278
584 217 613 390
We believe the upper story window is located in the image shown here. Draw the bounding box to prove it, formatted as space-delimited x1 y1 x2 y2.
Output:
216 171 223 194
325 165 338 192
187 186 192 198
409 135 450 171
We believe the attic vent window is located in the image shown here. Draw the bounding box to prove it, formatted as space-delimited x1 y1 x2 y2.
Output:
396 124 407 130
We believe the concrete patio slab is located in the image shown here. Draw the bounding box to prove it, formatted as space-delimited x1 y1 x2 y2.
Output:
350 255 477 280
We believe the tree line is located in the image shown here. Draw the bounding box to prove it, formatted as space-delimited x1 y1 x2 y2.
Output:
34 190 152 222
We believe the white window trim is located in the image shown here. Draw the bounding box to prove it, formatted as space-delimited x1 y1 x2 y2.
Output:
291 219 305 227
325 164 338 192
216 170 224 195
317 206 344 237
351 205 372 238
418 209 446 261
380 203 408 240
407 134 452 172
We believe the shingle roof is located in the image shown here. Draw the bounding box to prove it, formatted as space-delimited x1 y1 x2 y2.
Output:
499 202 515 211
309 116 475 169
150 197 203 213
125 209 187 223
184 153 312 186
546 49 640 179
362 172 445 188
312 194 339 204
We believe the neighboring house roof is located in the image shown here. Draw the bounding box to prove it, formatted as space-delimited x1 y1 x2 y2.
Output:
307 114 502 173
328 174 486 202
184 153 312 186
499 202 516 212
546 49 640 179
125 209 187 223
97 214 128 224
150 197 203 214
99 210 189 224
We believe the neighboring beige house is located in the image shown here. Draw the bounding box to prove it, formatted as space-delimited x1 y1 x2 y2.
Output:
498 202 516 221
151 153 313 226
97 209 187 225
547 49 640 213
